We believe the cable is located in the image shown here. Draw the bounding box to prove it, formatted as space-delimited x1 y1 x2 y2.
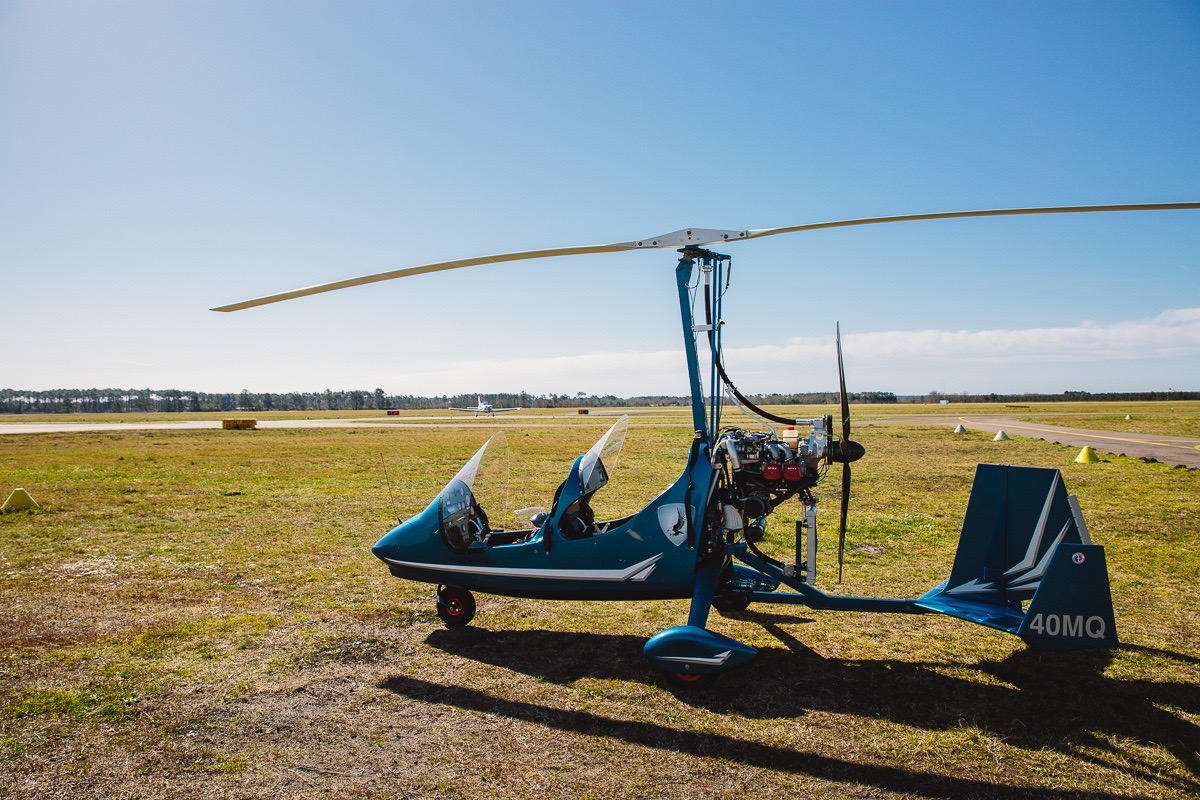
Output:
703 279 798 427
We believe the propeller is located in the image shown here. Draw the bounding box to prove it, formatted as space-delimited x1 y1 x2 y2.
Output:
211 202 1200 311
825 323 864 583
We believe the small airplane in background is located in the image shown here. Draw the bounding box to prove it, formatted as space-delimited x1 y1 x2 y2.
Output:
449 396 520 417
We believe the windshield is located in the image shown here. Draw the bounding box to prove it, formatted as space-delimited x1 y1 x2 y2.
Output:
438 431 510 551
578 415 628 494
436 417 634 550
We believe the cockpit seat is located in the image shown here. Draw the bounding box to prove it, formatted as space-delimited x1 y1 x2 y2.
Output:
546 477 598 540
559 496 596 539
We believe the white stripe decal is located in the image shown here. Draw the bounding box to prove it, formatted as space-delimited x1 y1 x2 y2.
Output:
946 578 994 596
383 553 663 582
628 563 658 582
656 650 733 666
1005 473 1059 577
1009 521 1071 587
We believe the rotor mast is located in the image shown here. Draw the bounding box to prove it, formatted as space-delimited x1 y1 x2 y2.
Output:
675 246 729 443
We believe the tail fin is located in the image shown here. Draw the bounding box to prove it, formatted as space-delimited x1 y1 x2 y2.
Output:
915 464 1117 650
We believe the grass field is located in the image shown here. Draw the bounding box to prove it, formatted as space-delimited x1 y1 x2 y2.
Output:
8 399 1199 436
1 407 1198 798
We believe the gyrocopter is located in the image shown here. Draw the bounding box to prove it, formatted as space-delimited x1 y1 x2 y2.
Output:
215 202 1199 686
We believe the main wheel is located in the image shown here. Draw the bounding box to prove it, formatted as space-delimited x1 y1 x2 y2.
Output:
712 593 752 614
436 586 476 627
665 670 718 689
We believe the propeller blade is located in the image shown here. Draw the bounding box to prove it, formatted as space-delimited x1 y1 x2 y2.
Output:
836 322 850 442
213 202 1200 311
838 461 851 583
743 201 1200 242
834 320 858 584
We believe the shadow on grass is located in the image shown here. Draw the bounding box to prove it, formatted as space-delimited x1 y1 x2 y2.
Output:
416 627 1199 796
724 608 817 626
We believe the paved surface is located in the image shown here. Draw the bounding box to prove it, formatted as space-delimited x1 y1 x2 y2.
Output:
870 414 1200 469
0 419 376 434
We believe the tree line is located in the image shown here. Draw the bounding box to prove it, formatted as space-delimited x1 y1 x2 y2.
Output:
922 390 1199 403
0 389 671 414
1 387 1194 415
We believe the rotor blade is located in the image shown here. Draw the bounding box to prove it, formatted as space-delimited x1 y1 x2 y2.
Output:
213 202 1200 311
211 242 636 312
836 322 850 442
744 201 1200 242
838 462 851 584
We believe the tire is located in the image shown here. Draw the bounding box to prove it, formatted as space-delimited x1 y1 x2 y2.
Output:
665 670 717 689
436 586 476 627
712 593 752 614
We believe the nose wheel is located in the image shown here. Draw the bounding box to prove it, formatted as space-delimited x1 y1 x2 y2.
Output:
436 585 476 627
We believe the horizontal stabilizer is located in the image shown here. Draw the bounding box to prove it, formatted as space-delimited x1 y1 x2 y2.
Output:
914 585 1024 634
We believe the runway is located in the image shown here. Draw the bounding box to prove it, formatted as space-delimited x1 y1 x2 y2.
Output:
870 414 1200 469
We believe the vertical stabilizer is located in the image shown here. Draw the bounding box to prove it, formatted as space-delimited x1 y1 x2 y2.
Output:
941 465 1083 605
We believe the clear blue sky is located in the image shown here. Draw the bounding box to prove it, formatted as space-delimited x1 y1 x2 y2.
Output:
2 1 1198 397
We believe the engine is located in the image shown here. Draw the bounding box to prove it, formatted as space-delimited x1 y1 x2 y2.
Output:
717 419 827 501
708 420 830 583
